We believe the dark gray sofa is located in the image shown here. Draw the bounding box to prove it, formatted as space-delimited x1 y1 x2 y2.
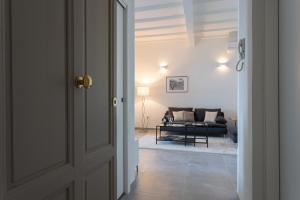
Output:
163 107 228 136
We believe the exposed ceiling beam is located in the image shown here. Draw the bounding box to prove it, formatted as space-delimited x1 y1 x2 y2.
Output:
136 32 186 38
136 37 187 43
195 27 237 33
198 35 228 40
194 0 230 4
135 24 185 32
195 18 237 25
182 0 195 46
195 8 237 16
135 2 181 12
135 15 184 23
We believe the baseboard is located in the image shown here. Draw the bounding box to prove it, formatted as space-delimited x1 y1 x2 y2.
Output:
129 167 138 192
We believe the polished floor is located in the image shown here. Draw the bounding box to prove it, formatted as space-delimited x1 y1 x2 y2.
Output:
121 143 238 200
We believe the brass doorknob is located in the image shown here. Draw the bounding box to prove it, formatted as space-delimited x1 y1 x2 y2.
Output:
75 75 93 89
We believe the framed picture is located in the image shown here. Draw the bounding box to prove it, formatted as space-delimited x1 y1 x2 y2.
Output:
166 76 188 93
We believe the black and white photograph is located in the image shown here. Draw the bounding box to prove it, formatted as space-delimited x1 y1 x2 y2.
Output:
166 76 188 93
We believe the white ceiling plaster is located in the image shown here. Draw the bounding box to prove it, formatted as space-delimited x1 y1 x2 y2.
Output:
135 0 238 44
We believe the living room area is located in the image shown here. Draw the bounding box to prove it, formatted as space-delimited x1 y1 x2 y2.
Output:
135 36 238 153
127 0 239 199
135 23 238 154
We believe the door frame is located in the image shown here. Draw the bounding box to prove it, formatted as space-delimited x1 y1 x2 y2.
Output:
238 0 279 199
0 0 280 200
249 0 279 199
116 0 128 198
0 0 8 198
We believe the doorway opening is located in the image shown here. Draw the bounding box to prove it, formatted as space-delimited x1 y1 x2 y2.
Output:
131 0 239 199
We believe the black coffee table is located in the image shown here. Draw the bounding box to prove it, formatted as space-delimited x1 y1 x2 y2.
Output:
155 123 209 148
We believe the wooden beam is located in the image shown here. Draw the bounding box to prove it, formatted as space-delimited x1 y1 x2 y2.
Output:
182 0 195 46
135 15 184 23
196 18 237 25
135 32 186 38
195 8 237 16
195 0 227 3
135 2 181 12
135 24 185 32
195 27 237 33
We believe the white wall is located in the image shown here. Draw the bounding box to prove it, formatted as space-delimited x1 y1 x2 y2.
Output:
280 0 300 199
135 39 238 128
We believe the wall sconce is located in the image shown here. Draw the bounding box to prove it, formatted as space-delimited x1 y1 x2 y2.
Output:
217 57 229 64
160 62 168 73
216 57 230 72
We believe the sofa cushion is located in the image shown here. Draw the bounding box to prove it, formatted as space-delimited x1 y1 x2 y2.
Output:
194 108 222 122
168 107 193 118
206 122 227 128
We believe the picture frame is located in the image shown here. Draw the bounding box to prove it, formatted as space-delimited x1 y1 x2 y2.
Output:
166 76 188 93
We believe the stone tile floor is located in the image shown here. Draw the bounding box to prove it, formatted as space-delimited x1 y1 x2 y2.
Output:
121 131 238 200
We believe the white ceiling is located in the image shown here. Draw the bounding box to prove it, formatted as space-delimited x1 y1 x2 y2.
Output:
135 0 238 44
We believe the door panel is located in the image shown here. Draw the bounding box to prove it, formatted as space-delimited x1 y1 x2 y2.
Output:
7 0 73 188
45 185 74 200
1 0 116 199
83 0 115 199
86 0 110 151
85 162 111 200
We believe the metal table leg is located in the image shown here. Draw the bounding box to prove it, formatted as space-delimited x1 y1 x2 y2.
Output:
156 126 158 144
206 124 209 148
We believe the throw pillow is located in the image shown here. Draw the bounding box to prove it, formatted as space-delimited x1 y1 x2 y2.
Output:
183 111 194 122
169 107 193 118
173 111 184 121
204 111 218 122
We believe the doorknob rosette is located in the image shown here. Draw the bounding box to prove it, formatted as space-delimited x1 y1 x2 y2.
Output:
75 75 93 89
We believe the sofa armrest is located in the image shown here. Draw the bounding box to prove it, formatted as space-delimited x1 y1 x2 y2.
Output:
215 116 227 124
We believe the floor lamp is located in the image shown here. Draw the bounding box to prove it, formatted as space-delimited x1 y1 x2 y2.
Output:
137 86 150 131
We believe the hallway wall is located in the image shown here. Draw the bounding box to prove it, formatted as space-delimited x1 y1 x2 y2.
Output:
280 0 300 199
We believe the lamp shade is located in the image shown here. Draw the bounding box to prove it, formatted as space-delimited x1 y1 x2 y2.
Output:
137 86 150 96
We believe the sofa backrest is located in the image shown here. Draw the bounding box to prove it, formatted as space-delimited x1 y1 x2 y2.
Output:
194 108 224 122
167 107 193 118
